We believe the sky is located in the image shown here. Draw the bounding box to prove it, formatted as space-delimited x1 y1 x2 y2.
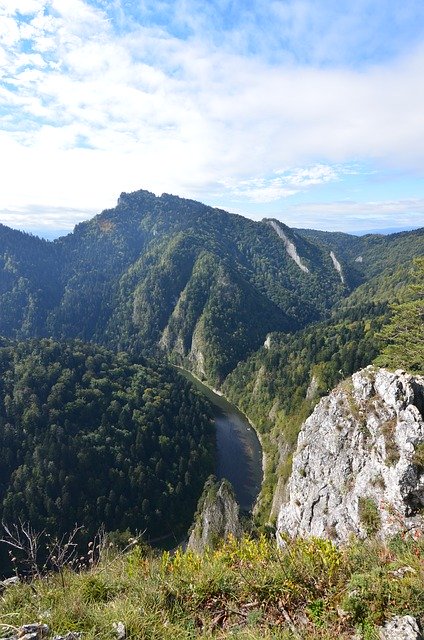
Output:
1 1 424 237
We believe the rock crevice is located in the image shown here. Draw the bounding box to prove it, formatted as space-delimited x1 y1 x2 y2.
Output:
277 367 424 544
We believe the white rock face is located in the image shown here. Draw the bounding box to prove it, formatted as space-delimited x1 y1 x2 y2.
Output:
277 367 424 544
330 250 345 283
189 322 207 377
265 220 310 273
188 479 242 553
379 616 423 640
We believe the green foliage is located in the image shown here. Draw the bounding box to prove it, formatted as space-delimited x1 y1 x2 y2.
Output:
358 498 381 537
0 339 215 547
412 442 424 469
375 257 424 373
0 534 422 639
3 191 420 387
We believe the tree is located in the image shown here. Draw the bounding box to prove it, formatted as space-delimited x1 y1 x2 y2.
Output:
375 257 424 373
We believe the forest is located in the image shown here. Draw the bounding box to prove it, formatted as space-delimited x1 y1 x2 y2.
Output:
0 190 422 550
0 339 214 544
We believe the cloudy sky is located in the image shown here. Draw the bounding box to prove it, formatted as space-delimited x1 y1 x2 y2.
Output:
1 0 424 237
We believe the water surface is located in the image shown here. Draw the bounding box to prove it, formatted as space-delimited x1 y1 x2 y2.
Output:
179 369 263 511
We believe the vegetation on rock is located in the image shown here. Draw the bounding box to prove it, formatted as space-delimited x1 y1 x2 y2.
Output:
0 533 423 639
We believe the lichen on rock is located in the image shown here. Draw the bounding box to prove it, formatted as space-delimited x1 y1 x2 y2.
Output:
188 477 242 553
277 366 424 544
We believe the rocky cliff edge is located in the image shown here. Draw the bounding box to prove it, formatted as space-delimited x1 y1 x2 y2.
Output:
277 367 424 544
188 478 242 553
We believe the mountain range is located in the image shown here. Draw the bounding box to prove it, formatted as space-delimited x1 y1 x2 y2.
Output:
1 189 422 386
0 189 422 537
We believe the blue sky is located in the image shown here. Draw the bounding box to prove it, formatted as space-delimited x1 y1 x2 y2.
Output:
1 1 424 236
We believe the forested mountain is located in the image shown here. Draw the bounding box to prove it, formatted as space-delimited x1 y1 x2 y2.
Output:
0 193 421 637
0 190 422 384
0 339 214 541
295 226 423 282
0 190 422 529
223 257 423 518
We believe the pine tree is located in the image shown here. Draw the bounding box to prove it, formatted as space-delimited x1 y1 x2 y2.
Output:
376 257 424 373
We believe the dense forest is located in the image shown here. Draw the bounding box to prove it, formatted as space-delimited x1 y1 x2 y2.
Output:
0 339 214 541
1 189 422 385
0 190 422 546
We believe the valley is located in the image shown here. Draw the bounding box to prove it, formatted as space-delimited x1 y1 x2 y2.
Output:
0 189 422 539
177 368 262 512
0 189 422 638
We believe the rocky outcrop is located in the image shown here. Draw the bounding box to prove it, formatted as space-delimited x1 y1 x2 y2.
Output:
277 367 424 544
330 250 345 283
188 478 242 553
379 616 423 640
189 321 207 378
264 220 310 273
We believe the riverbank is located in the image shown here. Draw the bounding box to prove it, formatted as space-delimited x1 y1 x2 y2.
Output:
175 366 265 514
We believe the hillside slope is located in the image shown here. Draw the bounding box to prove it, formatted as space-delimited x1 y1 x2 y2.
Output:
1 190 422 385
0 338 214 542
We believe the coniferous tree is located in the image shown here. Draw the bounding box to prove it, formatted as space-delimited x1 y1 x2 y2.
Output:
375 257 424 373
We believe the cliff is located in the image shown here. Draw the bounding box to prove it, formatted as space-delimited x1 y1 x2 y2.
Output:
188 478 242 553
277 367 424 544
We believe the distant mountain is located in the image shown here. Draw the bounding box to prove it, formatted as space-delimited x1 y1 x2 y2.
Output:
0 190 422 385
294 226 423 286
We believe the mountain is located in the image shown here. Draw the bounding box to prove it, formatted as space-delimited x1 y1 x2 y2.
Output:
0 191 422 638
1 190 422 385
294 226 423 282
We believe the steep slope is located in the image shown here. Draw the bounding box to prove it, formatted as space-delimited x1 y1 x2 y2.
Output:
277 367 424 543
223 258 422 519
0 190 422 384
188 477 242 553
0 190 347 384
295 226 424 283
0 225 61 338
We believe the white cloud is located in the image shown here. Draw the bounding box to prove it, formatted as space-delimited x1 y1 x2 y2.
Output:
0 204 95 232
279 199 424 232
1 1 424 231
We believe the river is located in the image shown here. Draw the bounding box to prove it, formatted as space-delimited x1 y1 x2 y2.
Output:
178 369 263 512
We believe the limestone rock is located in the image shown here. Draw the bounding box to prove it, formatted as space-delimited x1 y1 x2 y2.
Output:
188 477 242 553
0 576 20 589
112 622 126 640
0 625 80 640
379 615 422 640
277 367 424 544
19 624 49 639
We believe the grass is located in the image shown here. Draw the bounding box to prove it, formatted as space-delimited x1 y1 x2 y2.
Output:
358 497 382 537
413 442 424 469
0 534 423 639
381 418 400 466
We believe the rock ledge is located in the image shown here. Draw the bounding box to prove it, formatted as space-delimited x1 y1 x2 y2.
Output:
277 367 424 544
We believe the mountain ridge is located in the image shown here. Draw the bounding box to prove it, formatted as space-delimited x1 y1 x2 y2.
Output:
0 189 422 386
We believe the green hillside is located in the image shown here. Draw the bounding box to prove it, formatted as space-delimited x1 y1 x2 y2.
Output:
0 339 214 542
6 189 416 384
223 257 423 519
